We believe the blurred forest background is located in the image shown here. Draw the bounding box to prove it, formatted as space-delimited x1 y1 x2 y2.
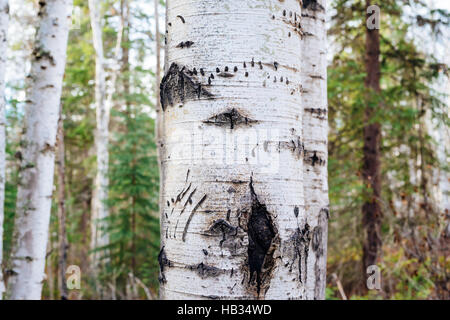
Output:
1 0 449 299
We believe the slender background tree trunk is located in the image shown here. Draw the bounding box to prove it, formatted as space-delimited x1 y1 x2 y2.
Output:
362 0 382 287
89 0 124 274
0 0 10 300
154 0 164 232
89 0 110 272
57 110 68 300
7 0 72 300
159 0 328 299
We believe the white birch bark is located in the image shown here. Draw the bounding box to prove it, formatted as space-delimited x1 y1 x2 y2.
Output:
6 0 72 300
89 0 108 268
159 0 328 299
89 0 124 272
0 0 9 300
155 0 164 225
88 1 110 269
300 0 329 300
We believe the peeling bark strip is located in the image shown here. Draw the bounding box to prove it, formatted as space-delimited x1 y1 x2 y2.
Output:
247 180 276 295
7 0 73 300
203 108 257 130
160 63 214 111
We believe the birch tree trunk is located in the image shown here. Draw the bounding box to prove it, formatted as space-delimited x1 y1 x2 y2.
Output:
300 0 329 300
89 0 108 270
6 0 72 300
159 0 328 299
89 1 125 272
0 0 9 300
155 0 163 218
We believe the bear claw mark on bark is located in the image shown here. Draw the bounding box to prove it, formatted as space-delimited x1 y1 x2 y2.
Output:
182 194 207 242
203 108 257 130
175 182 192 205
158 246 171 284
180 187 197 215
176 15 185 23
247 178 276 295
160 63 214 111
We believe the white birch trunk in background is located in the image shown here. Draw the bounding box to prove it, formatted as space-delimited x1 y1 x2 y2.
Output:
155 0 164 221
0 0 9 300
159 0 328 299
89 0 124 271
300 0 329 300
88 0 109 268
6 0 72 300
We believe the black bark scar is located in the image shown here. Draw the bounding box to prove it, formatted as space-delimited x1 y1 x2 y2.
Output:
176 41 194 48
158 246 171 284
208 219 238 247
303 0 325 12
304 150 326 166
203 108 257 130
247 179 275 295
189 262 223 278
160 63 214 111
295 224 311 284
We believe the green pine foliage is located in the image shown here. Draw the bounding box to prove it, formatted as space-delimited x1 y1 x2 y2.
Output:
103 105 160 295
